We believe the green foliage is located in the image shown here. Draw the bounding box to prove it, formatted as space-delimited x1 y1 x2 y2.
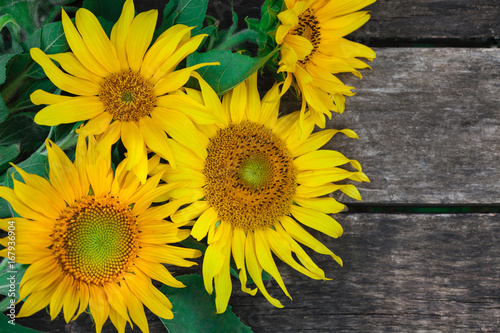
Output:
160 274 253 333
188 48 277 95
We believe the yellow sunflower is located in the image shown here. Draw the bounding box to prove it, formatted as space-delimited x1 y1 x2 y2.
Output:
0 135 201 333
276 0 376 128
149 72 369 313
30 0 219 183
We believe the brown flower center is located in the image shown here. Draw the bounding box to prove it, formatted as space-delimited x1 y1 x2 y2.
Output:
203 122 296 232
291 8 321 64
53 196 138 285
99 70 156 122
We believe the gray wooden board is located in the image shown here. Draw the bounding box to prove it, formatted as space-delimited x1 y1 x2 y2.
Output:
134 0 500 44
230 213 500 332
280 47 500 205
352 0 500 44
15 213 500 332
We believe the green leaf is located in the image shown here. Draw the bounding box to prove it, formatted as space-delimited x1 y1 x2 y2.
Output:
0 115 49 151
82 0 126 23
41 21 69 54
0 144 20 173
0 39 23 121
159 0 209 36
187 49 276 94
3 153 49 190
0 14 21 45
0 258 27 300
160 274 253 333
0 313 45 332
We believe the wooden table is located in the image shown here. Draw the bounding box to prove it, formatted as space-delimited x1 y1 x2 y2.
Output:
15 0 500 332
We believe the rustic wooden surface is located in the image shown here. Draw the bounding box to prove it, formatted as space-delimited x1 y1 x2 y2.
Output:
6 0 500 332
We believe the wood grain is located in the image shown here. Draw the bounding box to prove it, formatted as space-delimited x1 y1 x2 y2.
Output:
230 213 500 332
16 213 500 332
293 47 500 205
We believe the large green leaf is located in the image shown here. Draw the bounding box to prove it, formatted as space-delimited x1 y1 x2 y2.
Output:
160 274 253 333
158 0 209 37
0 144 20 173
0 115 49 151
82 0 126 23
0 40 23 121
187 49 276 95
0 313 45 332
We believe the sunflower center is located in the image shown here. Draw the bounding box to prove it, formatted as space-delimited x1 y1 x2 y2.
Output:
292 8 321 64
239 154 272 189
53 196 138 285
99 69 156 122
203 122 296 232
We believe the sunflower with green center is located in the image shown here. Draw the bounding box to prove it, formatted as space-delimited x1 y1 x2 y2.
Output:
30 0 219 183
0 135 201 333
276 0 376 129
149 72 369 313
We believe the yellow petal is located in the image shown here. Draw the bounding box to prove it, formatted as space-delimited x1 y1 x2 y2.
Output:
280 215 343 266
62 279 80 323
232 227 257 295
150 107 208 159
49 274 73 320
254 229 292 299
214 235 232 313
245 232 283 307
321 11 371 38
283 35 313 60
191 206 218 240
156 94 219 125
89 284 110 333
110 0 135 69
49 52 103 83
294 196 345 214
60 9 109 77
141 24 193 80
0 187 53 224
18 283 58 318
30 48 101 96
296 168 358 186
127 10 158 72
171 200 209 223
13 179 62 219
125 271 174 319
75 8 120 73
316 0 375 18
151 34 206 84
46 139 84 203
229 77 247 124
120 284 148 333
120 121 145 171
109 308 127 333
103 283 130 326
138 116 174 163
78 111 113 136
34 96 103 126
134 258 185 288
154 62 218 96
290 205 343 238
30 89 73 105
294 149 361 170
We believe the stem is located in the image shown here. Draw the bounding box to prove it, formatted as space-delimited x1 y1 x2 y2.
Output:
214 29 259 51
35 126 54 155
1 63 34 107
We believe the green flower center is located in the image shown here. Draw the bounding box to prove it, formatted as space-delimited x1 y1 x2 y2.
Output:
239 154 272 189
53 196 138 285
204 121 296 232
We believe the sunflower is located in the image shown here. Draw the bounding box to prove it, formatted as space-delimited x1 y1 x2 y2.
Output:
0 135 201 333
30 0 219 183
149 72 369 313
276 0 376 129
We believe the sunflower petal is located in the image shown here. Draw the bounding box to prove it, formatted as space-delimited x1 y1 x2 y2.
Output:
34 96 104 126
127 10 158 72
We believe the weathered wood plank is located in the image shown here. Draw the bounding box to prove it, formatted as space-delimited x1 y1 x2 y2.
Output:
300 48 500 205
229 213 500 332
135 0 500 44
15 213 500 332
352 0 500 44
